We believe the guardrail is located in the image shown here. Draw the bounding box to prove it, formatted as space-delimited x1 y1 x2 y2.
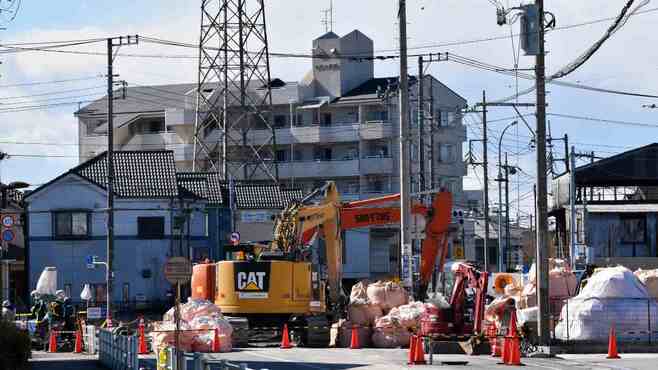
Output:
98 329 139 370
157 349 269 370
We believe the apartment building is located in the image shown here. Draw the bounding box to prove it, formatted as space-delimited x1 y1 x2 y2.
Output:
76 30 468 279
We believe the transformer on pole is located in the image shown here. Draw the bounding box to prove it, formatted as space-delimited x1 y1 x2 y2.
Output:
193 0 278 182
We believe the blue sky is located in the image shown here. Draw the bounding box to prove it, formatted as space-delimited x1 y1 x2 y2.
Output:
1 0 657 221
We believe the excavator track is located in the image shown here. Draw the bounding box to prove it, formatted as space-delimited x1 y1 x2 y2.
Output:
289 315 330 348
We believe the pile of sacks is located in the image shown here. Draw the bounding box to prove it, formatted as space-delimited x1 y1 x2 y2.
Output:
517 259 577 309
635 268 658 300
334 280 436 348
151 298 233 353
555 266 658 341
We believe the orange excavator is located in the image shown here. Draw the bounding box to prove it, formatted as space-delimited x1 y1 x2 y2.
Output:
190 181 483 346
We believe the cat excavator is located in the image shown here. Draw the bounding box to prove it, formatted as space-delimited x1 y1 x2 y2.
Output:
191 181 458 346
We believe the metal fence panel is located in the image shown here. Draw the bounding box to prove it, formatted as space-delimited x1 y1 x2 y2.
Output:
98 329 139 370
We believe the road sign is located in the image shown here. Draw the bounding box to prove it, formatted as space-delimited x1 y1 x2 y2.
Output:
87 307 104 320
1 215 14 228
85 255 96 269
229 232 240 246
1 229 14 242
164 257 192 284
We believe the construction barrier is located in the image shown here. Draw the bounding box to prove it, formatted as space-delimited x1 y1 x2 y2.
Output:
98 329 139 370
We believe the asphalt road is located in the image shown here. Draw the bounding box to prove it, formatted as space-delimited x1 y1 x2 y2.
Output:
30 349 658 370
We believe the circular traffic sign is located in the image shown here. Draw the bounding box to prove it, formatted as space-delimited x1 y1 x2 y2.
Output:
2 229 14 242
2 215 14 228
230 232 240 245
164 257 192 284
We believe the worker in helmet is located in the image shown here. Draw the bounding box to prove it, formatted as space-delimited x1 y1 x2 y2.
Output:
2 300 15 322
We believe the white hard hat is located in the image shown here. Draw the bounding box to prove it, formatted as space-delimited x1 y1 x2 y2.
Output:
2 300 10 307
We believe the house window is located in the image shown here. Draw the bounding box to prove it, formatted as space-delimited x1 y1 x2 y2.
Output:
54 211 90 239
438 143 456 163
138 217 165 239
621 215 646 243
295 113 304 126
293 150 303 161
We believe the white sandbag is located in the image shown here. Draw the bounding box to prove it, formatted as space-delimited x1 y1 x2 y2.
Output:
350 280 370 305
367 281 408 311
35 267 57 296
193 331 232 352
426 293 450 309
151 321 195 352
555 267 658 341
348 304 383 327
636 269 658 300
387 302 432 329
180 298 222 322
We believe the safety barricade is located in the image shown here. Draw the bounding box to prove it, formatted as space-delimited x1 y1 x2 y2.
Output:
98 329 139 370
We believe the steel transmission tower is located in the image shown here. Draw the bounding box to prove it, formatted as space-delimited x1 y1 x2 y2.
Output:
193 0 278 182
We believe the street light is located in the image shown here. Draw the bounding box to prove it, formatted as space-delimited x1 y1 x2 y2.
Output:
497 121 517 272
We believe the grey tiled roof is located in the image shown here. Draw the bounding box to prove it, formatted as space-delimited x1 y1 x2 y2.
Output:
176 172 225 205
74 150 179 198
233 183 304 210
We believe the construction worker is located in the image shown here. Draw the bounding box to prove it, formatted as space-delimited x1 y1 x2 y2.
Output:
2 300 15 321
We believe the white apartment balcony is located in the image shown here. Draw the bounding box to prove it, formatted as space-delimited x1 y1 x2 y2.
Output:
206 121 394 146
360 156 394 175
246 159 360 180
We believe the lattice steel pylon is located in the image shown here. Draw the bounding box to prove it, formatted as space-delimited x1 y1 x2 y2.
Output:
193 0 278 182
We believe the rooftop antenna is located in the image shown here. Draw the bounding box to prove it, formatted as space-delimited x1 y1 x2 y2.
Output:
321 0 334 33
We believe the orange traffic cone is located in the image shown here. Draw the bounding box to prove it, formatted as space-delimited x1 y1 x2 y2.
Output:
48 330 58 353
280 324 293 349
138 319 148 354
212 327 221 352
350 324 360 349
507 336 522 366
607 326 621 359
74 329 83 353
413 335 427 365
407 335 417 365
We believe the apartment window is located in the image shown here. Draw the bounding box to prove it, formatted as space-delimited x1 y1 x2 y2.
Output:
138 217 165 239
273 150 285 162
54 211 90 239
293 150 303 161
273 115 287 128
438 143 455 163
144 119 165 133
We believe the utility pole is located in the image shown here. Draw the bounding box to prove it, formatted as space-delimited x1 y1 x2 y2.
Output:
569 145 577 269
106 35 138 328
534 0 551 348
398 0 412 292
505 153 511 271
482 92 490 273
429 78 435 193
417 56 426 202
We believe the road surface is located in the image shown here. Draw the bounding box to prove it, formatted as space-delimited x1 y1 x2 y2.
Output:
30 349 658 369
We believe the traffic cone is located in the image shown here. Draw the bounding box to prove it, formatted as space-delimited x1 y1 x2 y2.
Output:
407 335 417 365
48 331 58 353
507 337 522 366
74 329 83 353
138 319 148 354
501 336 510 364
607 325 621 359
413 335 427 365
349 324 360 349
212 327 221 352
280 324 293 349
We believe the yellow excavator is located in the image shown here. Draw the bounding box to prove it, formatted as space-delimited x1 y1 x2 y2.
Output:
191 181 454 346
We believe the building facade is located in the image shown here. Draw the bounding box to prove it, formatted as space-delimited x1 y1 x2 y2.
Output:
76 30 468 280
551 143 658 270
